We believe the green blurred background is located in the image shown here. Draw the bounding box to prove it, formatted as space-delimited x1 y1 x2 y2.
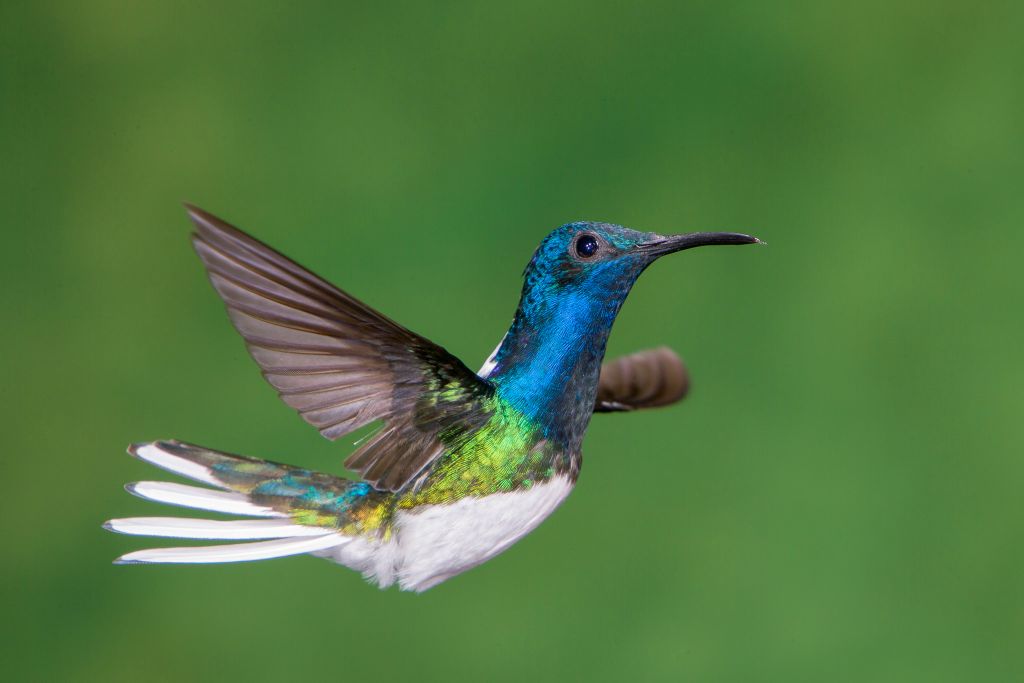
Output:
3 1 1022 681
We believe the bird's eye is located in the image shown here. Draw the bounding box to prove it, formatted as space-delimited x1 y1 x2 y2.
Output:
574 234 599 259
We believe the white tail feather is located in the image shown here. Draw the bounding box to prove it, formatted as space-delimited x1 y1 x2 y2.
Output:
112 442 354 568
127 481 286 518
131 443 224 487
114 533 349 564
104 517 328 540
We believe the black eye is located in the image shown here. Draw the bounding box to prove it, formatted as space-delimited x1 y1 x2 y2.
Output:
574 234 599 259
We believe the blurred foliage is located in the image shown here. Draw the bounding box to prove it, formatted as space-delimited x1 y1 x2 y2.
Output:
2 1 1023 681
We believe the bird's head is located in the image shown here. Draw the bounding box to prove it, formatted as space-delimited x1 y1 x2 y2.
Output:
491 220 760 432
521 221 761 313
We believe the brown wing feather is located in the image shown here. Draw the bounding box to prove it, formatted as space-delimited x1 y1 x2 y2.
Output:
594 347 690 412
186 205 491 492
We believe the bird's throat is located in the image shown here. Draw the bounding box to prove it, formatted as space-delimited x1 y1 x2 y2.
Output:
488 290 621 448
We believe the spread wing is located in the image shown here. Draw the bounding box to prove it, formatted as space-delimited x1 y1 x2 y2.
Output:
187 205 493 492
594 347 690 412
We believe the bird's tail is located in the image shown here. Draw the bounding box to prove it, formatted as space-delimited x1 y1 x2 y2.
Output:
104 440 372 564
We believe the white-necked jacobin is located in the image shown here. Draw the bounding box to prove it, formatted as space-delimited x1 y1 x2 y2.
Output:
105 206 760 592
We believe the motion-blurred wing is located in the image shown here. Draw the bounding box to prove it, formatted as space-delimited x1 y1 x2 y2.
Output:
594 347 690 412
187 205 492 492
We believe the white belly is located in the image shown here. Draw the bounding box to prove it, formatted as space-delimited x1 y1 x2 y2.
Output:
319 475 574 592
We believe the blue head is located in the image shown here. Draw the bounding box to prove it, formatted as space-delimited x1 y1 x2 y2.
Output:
488 221 759 445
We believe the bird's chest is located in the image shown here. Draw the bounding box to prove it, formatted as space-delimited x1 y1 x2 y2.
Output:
393 475 575 590
328 475 574 592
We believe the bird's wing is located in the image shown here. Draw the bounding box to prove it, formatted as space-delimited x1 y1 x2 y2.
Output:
594 347 690 412
187 205 493 492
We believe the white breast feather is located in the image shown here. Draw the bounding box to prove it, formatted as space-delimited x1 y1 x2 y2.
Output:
320 475 574 592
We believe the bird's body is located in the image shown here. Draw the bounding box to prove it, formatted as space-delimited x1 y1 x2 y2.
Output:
126 438 573 591
107 207 758 591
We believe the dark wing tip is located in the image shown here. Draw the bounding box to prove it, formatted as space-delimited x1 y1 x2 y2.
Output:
183 203 248 243
182 202 213 224
183 202 216 231
594 346 690 413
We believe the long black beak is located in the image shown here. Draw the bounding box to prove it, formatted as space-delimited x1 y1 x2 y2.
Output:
640 231 762 259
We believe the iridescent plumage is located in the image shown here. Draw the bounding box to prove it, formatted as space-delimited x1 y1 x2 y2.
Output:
106 206 759 590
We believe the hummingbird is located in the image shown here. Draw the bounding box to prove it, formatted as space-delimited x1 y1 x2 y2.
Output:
105 206 760 592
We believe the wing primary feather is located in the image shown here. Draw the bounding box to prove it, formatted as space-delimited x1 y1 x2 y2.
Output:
184 204 494 491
